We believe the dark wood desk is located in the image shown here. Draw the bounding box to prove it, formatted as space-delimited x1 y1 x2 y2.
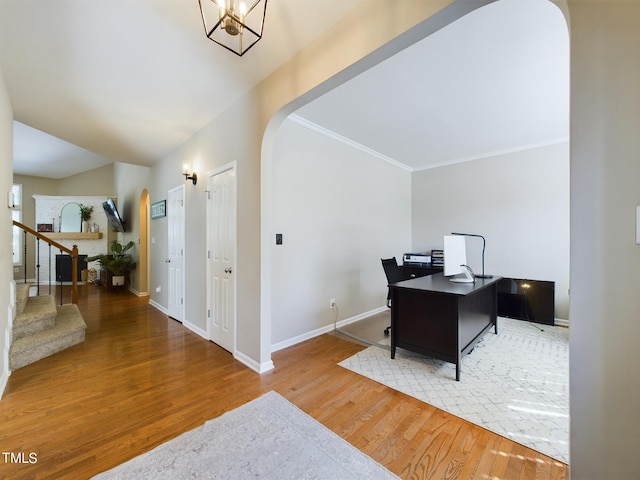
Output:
401 264 442 280
390 273 502 381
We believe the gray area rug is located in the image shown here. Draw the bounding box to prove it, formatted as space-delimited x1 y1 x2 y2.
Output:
92 391 398 480
339 317 569 464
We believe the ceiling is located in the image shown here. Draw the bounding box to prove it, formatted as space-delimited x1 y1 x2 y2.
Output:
1 0 568 179
1 0 362 175
294 0 569 171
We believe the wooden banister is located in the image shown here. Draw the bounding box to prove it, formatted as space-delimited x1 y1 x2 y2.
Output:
13 220 79 304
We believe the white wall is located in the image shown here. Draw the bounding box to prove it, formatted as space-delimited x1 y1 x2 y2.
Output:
270 118 411 348
3 1 640 477
33 195 111 283
137 1 458 372
0 65 13 396
12 166 118 282
113 163 151 295
569 2 640 478
412 141 570 320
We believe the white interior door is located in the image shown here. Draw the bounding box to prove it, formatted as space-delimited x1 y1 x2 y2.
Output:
207 164 236 353
167 186 185 322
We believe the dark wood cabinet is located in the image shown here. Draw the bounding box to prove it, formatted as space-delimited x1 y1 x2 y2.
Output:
99 268 129 292
99 268 112 288
56 254 87 282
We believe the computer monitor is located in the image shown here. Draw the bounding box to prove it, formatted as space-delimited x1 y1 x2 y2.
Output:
443 235 475 283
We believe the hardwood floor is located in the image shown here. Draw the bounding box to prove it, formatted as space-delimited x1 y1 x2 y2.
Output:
0 285 568 479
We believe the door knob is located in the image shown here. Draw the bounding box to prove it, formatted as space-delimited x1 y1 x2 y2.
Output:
165 259 171 263
225 267 233 274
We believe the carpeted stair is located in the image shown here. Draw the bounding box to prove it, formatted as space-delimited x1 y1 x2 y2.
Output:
10 283 87 370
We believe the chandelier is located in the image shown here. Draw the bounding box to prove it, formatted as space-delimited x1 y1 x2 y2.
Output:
198 0 267 56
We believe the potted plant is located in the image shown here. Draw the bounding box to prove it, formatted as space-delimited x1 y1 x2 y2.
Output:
79 204 94 232
86 240 137 287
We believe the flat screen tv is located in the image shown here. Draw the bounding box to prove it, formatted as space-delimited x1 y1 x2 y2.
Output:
103 199 126 232
497 278 555 325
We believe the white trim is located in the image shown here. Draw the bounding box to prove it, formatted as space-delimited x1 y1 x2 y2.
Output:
184 320 208 339
288 114 413 172
288 114 569 173
2 310 10 366
32 195 114 202
148 298 209 339
271 306 387 353
234 349 274 374
555 318 569 328
207 161 237 177
2 281 17 398
148 299 169 315
0 363 9 400
413 137 571 172
271 324 334 354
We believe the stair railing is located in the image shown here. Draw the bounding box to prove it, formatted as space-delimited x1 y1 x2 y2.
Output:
12 221 79 305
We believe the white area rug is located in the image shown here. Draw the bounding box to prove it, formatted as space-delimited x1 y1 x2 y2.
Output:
339 317 569 464
92 391 398 480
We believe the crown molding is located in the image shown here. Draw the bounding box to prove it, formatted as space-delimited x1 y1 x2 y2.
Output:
287 114 413 172
412 137 570 172
288 114 568 173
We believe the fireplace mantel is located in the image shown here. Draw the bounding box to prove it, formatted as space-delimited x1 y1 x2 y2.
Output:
44 232 103 240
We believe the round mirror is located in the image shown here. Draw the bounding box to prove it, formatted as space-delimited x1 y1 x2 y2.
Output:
60 202 81 232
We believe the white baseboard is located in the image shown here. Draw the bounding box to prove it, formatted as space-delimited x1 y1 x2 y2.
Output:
2 282 16 398
148 300 208 340
148 299 168 315
2 315 12 399
271 306 387 353
234 349 274 374
0 315 10 397
183 321 207 339
0 368 10 400
336 306 387 329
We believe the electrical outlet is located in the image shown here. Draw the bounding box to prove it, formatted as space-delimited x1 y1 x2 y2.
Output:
329 298 336 309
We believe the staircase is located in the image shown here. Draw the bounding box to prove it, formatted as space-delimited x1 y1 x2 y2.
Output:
10 283 87 370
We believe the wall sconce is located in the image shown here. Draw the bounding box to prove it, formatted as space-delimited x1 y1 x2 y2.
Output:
183 172 198 185
182 165 198 185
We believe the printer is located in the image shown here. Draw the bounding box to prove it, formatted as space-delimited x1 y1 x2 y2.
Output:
403 252 432 267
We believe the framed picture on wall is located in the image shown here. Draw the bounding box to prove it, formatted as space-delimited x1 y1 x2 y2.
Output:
151 200 166 220
37 223 53 232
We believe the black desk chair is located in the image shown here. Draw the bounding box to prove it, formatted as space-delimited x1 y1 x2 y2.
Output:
381 257 403 336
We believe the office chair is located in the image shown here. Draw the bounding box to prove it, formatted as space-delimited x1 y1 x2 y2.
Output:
381 257 403 336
